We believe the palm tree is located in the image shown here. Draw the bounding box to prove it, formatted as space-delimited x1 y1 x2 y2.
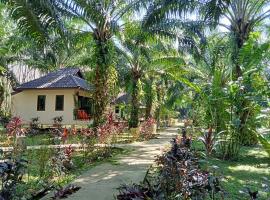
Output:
191 34 231 136
201 0 270 145
202 0 270 77
2 0 146 126
116 22 190 127
116 24 151 128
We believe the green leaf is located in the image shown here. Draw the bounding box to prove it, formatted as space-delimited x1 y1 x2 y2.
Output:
0 65 6 73
257 133 270 158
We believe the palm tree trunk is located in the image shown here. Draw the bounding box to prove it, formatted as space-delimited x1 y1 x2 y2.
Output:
145 97 153 119
154 85 162 128
129 69 141 128
0 84 4 110
92 30 114 127
145 79 153 119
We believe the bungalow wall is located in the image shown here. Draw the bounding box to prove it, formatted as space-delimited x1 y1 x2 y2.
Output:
11 89 93 126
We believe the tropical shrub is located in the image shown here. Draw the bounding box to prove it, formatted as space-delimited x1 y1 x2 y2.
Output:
29 117 40 130
117 137 223 200
198 127 216 156
0 157 28 199
155 138 223 199
49 147 74 177
117 184 151 200
179 127 192 148
6 116 24 137
140 118 156 140
62 145 74 170
79 112 127 160
216 127 241 161
52 116 63 129
256 134 270 158
81 128 97 161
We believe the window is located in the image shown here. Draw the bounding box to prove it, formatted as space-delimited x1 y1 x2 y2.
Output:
37 95 46 111
55 95 64 111
115 106 120 114
78 96 94 115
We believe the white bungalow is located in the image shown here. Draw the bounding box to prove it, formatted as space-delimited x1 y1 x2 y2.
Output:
11 67 94 126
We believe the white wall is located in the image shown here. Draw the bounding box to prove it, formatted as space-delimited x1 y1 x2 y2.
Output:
11 89 92 126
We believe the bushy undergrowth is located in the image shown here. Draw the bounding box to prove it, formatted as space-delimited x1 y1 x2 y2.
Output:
117 135 223 200
140 118 157 140
0 114 128 200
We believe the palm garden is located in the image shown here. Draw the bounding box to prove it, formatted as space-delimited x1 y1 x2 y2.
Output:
0 0 269 199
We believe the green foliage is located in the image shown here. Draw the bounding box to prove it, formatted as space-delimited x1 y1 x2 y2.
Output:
257 134 270 158
0 156 28 199
143 77 157 119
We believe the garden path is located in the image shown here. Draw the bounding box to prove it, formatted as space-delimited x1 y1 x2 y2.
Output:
43 126 178 200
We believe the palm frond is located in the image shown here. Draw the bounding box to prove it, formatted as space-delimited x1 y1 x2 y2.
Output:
142 0 198 28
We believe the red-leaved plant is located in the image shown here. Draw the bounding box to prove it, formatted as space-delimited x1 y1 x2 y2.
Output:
78 112 126 144
96 112 127 144
64 145 74 160
198 127 216 156
140 118 156 140
6 117 24 137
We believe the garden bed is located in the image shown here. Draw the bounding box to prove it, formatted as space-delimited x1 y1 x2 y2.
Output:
0 146 130 200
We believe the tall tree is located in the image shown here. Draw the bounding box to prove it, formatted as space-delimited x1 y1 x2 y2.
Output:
116 24 152 128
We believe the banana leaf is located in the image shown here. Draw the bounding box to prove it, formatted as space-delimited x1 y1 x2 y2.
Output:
257 134 270 158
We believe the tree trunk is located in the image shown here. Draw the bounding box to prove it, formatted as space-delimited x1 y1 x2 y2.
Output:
129 69 140 128
145 79 153 119
154 84 162 128
145 98 153 119
92 30 114 127
0 84 4 110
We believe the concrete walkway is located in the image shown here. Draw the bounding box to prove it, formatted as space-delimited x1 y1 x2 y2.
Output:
45 127 178 200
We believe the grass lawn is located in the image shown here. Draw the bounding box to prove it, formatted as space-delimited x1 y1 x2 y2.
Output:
192 138 270 200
